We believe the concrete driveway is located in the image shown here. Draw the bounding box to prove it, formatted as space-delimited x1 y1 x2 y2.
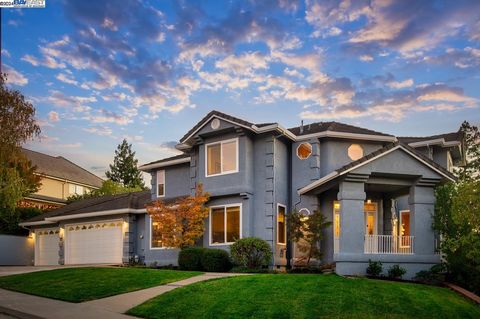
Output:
0 265 113 277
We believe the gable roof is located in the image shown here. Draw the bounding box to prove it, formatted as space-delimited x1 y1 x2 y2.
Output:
298 142 456 195
289 121 393 137
179 110 256 143
23 148 103 188
398 131 463 146
139 153 190 171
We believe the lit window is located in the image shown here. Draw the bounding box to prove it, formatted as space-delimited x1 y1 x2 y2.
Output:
296 142 312 160
156 170 165 197
400 210 411 247
277 204 286 244
69 184 84 195
348 144 364 161
210 205 241 244
333 201 340 238
206 139 238 176
151 218 165 248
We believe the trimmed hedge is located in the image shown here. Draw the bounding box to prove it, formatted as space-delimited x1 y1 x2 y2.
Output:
178 247 232 272
230 237 272 269
201 249 232 272
178 247 205 271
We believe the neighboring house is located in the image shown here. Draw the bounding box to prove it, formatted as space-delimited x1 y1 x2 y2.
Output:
18 149 103 210
20 111 464 278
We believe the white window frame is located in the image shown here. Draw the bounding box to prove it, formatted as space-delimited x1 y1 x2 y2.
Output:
277 203 287 245
209 203 242 246
296 142 312 160
156 170 165 198
399 210 411 248
205 138 239 177
149 216 174 250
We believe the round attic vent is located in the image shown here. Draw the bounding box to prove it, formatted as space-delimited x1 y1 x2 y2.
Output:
211 118 220 130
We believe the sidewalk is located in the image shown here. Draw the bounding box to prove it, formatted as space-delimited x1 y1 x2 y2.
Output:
0 272 247 319
84 272 246 313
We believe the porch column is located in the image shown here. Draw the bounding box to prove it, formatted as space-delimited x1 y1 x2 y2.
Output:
338 180 366 254
409 185 435 255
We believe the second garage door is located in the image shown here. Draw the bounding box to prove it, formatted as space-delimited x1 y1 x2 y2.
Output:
35 228 60 266
65 220 124 265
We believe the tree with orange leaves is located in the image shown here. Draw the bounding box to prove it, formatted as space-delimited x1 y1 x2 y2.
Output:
147 184 210 248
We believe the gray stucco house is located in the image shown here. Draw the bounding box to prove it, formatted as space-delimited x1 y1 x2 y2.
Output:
21 110 464 278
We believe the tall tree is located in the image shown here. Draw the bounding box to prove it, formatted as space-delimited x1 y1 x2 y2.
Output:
455 121 480 181
0 73 41 210
105 139 145 189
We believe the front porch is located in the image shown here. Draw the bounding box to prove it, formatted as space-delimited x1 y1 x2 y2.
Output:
297 144 454 278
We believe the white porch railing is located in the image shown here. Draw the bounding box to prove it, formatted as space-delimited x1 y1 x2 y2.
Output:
364 235 414 254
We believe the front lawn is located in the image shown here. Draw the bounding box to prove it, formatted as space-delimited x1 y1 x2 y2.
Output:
0 267 200 302
128 274 480 319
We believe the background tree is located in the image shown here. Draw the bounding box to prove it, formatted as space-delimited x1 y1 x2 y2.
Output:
0 74 41 232
455 121 479 181
147 184 209 248
66 180 144 203
105 139 145 189
287 210 332 266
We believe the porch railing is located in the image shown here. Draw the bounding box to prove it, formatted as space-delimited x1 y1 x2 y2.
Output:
364 235 414 254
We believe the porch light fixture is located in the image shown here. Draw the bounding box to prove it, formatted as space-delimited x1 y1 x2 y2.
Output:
367 199 372 204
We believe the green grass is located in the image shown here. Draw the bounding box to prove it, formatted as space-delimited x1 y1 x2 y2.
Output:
0 267 201 302
128 274 480 319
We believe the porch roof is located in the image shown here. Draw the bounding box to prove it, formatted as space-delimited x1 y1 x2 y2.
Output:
298 142 456 195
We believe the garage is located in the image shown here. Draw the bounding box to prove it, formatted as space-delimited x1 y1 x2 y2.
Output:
35 228 60 266
64 220 124 265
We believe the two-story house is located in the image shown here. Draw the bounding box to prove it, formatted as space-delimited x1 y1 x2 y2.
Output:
18 149 103 210
20 111 464 278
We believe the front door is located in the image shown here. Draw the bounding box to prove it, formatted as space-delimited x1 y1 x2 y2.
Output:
364 202 377 236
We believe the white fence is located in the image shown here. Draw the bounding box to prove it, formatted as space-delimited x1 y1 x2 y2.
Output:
364 235 414 254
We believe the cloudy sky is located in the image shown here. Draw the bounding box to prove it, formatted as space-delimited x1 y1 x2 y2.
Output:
2 0 479 180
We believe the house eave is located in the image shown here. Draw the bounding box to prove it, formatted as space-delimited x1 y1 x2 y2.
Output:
44 208 147 222
139 157 191 171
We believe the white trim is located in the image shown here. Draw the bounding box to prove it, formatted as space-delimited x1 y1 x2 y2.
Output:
19 220 56 227
139 157 191 171
298 144 455 195
205 137 239 177
408 138 461 148
45 208 146 222
276 203 287 245
208 203 242 246
156 170 165 198
148 215 174 250
399 210 411 248
181 115 255 143
296 131 397 143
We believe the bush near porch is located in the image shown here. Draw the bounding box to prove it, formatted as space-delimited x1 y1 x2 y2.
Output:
128 274 480 319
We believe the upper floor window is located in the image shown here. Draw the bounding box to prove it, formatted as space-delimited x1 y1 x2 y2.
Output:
206 138 238 177
156 170 165 197
69 184 84 195
348 144 364 161
296 142 312 160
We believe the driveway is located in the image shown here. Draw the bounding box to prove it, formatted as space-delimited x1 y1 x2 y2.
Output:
0 265 113 277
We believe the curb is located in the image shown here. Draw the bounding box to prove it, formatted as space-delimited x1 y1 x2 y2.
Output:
0 305 44 319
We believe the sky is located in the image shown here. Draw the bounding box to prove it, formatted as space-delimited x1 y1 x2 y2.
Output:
1 0 479 181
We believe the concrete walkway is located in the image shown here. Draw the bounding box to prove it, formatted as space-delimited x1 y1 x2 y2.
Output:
84 272 246 313
0 272 246 319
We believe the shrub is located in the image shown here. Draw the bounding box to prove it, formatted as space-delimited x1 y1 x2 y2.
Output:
178 247 205 271
201 248 232 272
366 259 383 277
388 264 407 279
230 237 272 269
415 264 446 284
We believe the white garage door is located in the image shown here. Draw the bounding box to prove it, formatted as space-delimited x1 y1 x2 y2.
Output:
35 228 60 266
65 220 124 265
